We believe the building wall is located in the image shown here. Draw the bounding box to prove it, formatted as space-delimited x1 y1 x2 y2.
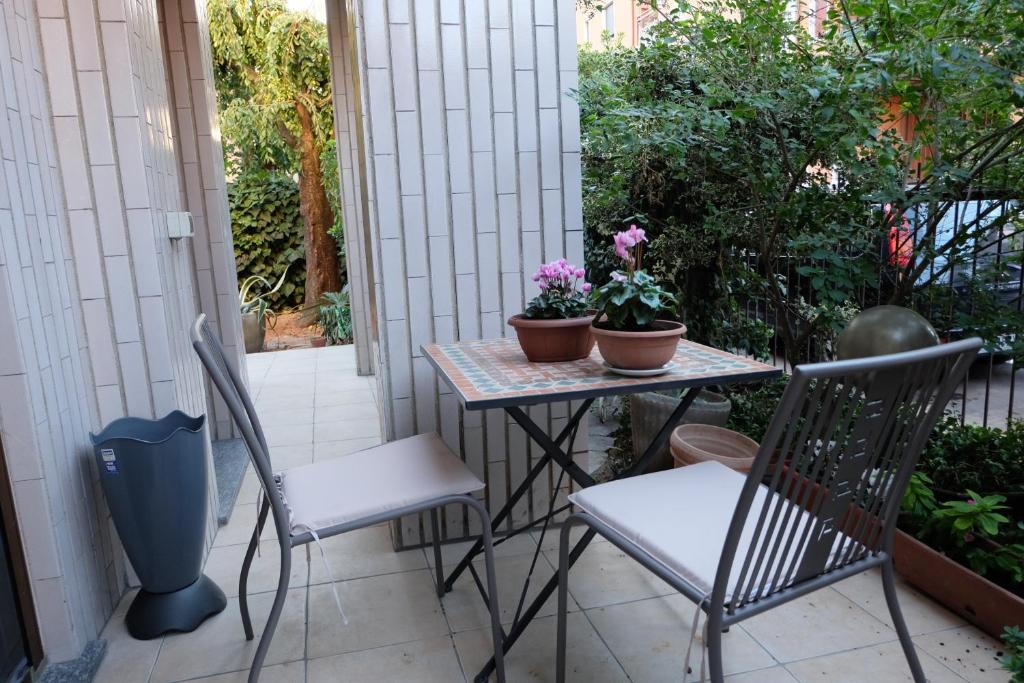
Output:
576 0 658 48
160 0 246 439
0 0 237 664
326 0 377 377
0 0 115 662
576 0 826 48
328 0 588 547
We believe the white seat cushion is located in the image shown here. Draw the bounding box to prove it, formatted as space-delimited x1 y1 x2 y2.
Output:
569 461 840 602
278 432 483 534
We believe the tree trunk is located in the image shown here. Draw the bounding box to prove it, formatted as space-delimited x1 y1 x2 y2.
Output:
295 100 341 317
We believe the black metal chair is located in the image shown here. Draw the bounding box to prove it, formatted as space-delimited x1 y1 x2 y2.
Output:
191 314 506 683
555 338 981 682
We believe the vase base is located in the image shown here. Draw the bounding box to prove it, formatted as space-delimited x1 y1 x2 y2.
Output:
126 574 227 640
602 360 676 377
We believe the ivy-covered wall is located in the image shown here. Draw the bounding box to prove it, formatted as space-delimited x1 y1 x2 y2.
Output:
228 172 306 307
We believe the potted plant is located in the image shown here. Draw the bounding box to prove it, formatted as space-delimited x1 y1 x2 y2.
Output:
316 290 353 347
239 267 289 354
508 259 595 362
891 417 1024 638
591 225 683 371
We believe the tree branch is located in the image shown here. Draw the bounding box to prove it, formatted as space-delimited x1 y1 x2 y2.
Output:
275 119 299 149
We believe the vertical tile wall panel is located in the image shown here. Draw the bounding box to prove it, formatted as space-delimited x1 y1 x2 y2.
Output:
0 0 243 660
327 0 586 548
162 0 245 441
0 0 113 660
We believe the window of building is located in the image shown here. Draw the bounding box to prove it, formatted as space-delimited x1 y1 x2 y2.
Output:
605 2 615 34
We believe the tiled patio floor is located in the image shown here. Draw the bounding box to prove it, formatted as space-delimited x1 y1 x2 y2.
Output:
93 345 1009 682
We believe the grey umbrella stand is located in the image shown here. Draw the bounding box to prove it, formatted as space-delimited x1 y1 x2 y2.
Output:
91 411 226 639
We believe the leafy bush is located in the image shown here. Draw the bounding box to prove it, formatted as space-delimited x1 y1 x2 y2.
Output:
229 172 305 308
902 419 1024 597
725 376 790 442
211 0 342 305
316 290 353 345
918 418 1024 496
1003 626 1024 682
578 0 1024 366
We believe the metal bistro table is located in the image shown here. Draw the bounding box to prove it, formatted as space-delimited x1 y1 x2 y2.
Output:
422 336 780 681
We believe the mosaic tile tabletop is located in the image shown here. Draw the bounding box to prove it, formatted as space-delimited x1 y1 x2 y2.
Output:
423 337 781 410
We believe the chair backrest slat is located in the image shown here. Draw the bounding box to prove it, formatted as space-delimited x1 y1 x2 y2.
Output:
714 338 981 613
190 315 290 539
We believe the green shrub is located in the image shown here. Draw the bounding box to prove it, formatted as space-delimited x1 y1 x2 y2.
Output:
1003 626 1024 682
229 172 305 308
316 290 353 345
725 376 790 442
577 0 1024 367
919 418 1024 495
902 419 1024 597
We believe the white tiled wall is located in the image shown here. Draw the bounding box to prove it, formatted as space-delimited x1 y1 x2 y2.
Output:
326 1 378 377
0 0 238 663
328 0 587 548
0 0 113 661
160 0 245 441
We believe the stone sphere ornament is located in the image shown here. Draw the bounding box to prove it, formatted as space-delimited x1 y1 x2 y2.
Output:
837 305 940 360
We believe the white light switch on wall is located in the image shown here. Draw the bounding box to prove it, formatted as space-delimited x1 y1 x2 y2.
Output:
167 212 195 239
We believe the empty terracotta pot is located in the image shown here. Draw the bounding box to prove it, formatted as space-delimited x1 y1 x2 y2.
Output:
508 314 596 362
670 424 759 473
591 320 685 370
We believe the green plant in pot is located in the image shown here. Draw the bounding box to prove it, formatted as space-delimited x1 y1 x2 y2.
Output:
239 266 289 353
591 225 682 371
508 259 595 362
316 290 353 346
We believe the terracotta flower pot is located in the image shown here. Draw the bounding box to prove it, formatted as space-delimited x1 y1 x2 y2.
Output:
767 462 1024 639
591 320 686 370
631 390 732 471
508 313 596 362
670 424 758 473
311 337 328 348
892 528 1024 639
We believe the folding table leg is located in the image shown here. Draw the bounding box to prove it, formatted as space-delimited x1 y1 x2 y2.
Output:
442 400 593 592
472 387 703 682
474 526 599 683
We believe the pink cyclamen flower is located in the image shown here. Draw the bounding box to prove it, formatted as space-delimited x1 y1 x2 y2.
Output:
575 268 586 279
582 283 592 293
963 532 976 543
614 233 632 261
610 271 627 282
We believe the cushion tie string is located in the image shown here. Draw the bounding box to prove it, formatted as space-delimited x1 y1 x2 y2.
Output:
295 523 349 626
683 596 710 683
254 476 347 625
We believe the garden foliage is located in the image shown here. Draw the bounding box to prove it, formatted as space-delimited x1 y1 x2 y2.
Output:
578 0 1024 366
229 172 305 307
1004 626 1024 682
209 0 343 309
901 418 1024 596
317 290 354 345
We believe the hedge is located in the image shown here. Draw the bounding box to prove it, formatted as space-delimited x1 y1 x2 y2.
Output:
229 172 305 308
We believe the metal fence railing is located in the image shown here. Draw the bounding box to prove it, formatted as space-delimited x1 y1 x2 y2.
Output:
739 194 1022 429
